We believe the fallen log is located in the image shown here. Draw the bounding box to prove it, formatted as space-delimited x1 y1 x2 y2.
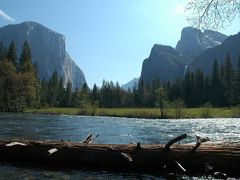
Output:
0 139 239 177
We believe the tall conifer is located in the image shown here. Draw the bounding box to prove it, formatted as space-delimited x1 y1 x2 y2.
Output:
7 40 17 67
223 54 235 107
211 59 221 106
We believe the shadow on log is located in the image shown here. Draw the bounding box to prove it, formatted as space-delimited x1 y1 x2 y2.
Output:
0 138 239 178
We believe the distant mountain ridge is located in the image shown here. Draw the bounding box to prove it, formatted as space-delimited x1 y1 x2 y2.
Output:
0 21 86 89
190 32 240 74
138 27 235 85
121 78 139 91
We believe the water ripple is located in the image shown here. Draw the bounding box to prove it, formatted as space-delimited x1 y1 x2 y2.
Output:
0 112 240 179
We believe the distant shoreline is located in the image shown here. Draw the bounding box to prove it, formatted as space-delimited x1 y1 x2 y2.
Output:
26 107 240 119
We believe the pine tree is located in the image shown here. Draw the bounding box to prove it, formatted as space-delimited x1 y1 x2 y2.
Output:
33 64 41 108
155 87 167 118
183 70 195 107
223 54 235 107
0 58 25 111
236 54 240 104
204 76 211 103
219 64 225 106
113 82 121 107
71 87 81 107
92 84 99 103
195 69 205 106
148 80 157 107
138 79 147 107
40 79 48 107
65 80 72 107
211 59 221 106
169 78 182 101
19 40 33 72
58 77 65 107
47 71 59 107
18 40 38 107
7 40 17 67
0 42 7 62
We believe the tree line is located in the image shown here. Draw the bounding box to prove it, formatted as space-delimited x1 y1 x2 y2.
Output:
40 53 240 110
0 40 240 112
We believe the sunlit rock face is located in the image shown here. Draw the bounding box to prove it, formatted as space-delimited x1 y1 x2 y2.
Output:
139 44 191 83
0 21 86 89
175 27 227 57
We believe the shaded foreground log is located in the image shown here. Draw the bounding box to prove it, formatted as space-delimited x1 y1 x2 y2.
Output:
0 139 239 177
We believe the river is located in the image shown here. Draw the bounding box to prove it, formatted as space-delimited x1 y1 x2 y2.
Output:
0 113 239 179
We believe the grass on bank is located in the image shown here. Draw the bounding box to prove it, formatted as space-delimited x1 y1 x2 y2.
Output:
26 107 240 119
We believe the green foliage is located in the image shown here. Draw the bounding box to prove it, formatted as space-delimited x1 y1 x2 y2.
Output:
0 42 7 62
155 87 167 118
40 79 48 107
18 40 39 108
65 80 72 107
0 60 23 111
47 71 59 107
232 105 240 118
0 41 39 112
27 107 240 119
210 59 221 106
201 102 213 118
173 98 185 119
223 54 235 107
19 40 33 72
36 53 240 111
7 40 17 67
235 55 240 105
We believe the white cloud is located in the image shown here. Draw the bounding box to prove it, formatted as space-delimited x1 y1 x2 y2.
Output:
174 5 187 14
0 9 16 22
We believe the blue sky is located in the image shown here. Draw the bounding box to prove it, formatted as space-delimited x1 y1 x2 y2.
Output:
0 0 239 87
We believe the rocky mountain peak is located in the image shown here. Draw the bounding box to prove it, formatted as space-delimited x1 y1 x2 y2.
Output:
151 44 175 54
175 26 227 57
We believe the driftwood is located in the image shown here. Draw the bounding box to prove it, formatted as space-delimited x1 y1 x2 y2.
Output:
82 134 99 144
0 138 239 177
48 148 58 155
5 142 27 147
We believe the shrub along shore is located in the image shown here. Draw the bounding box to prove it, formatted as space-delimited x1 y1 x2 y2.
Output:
26 107 240 119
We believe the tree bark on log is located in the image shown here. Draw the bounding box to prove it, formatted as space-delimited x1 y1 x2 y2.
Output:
0 139 239 177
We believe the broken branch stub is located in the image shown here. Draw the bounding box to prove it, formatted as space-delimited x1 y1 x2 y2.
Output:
164 134 187 151
121 152 133 162
48 148 58 155
175 160 187 173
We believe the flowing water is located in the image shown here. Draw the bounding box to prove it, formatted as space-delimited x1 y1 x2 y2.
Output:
0 112 239 179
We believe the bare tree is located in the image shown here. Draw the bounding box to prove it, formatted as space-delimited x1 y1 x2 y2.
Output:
186 0 240 30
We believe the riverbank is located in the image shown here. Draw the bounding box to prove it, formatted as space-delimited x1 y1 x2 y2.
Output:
26 107 240 119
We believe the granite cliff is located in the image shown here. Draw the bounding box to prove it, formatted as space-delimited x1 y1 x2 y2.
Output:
139 27 231 84
0 21 86 89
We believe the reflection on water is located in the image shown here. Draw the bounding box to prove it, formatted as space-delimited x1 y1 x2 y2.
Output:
0 112 239 179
